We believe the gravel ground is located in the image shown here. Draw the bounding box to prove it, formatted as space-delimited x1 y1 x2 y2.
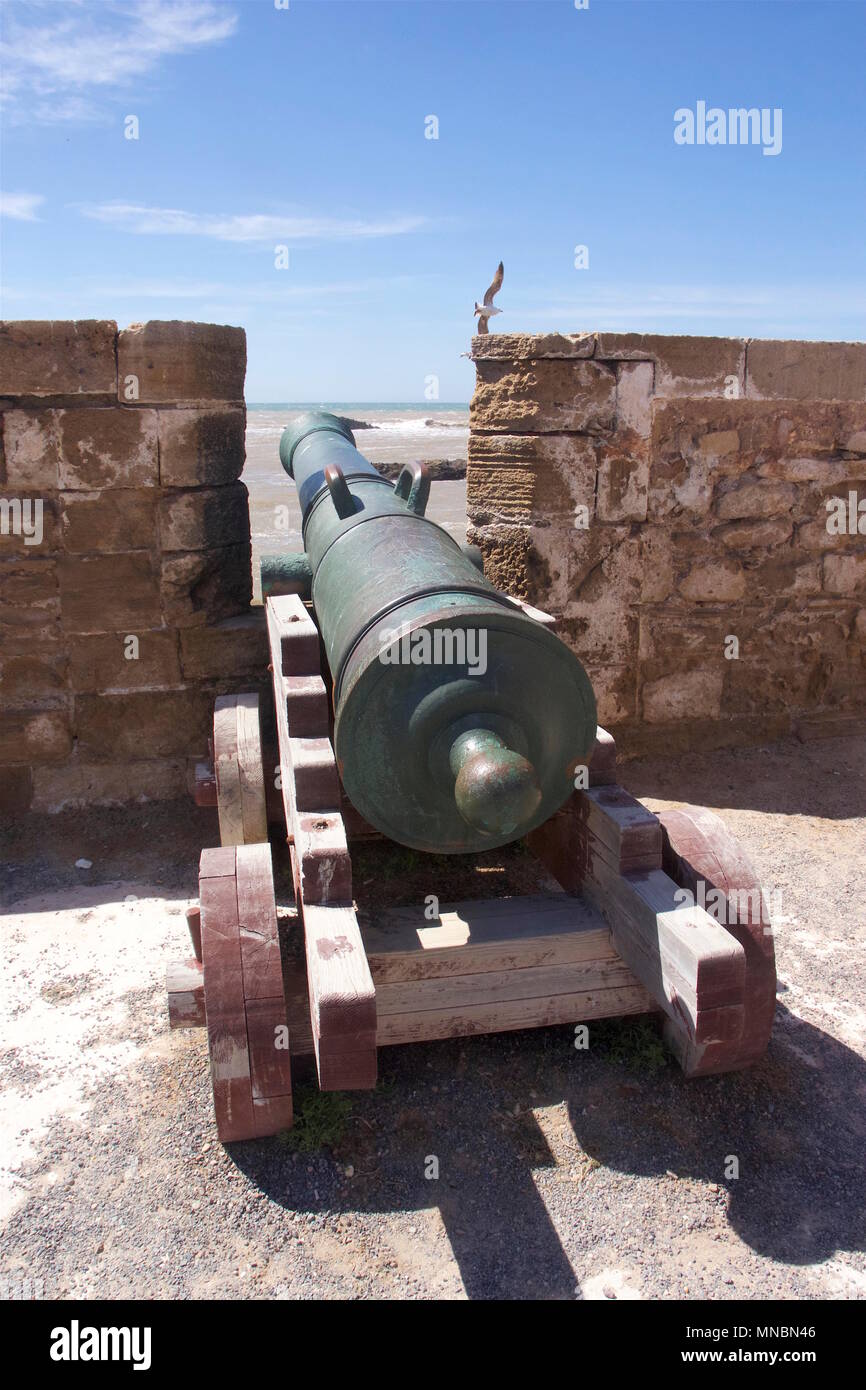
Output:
1 733 864 1301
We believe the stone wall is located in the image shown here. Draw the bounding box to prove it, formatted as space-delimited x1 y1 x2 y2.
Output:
0 320 267 813
469 333 866 756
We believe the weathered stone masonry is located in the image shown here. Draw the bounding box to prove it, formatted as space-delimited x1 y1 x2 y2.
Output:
3 321 864 813
469 333 866 756
0 320 267 813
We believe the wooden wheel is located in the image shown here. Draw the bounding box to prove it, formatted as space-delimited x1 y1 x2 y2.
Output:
198 842 293 1141
656 806 776 1077
213 693 268 846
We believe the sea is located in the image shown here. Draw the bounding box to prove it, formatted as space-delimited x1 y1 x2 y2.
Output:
243 403 469 598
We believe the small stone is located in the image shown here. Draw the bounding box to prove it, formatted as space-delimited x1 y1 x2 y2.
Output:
74 858 93 869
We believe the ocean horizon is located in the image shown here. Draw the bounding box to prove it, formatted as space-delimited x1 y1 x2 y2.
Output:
243 402 469 599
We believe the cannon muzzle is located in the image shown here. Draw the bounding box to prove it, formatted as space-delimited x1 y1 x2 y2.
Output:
278 411 596 853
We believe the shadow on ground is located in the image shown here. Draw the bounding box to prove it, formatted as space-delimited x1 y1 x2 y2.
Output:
230 1002 865 1299
620 732 866 821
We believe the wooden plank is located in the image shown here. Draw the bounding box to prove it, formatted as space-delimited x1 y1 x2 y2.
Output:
199 861 256 1142
166 957 205 1029
530 789 747 1048
213 698 245 846
296 813 352 902
267 597 351 903
245 996 293 1101
579 786 663 872
269 592 320 675
375 958 641 1016
253 1094 294 1138
291 737 341 811
658 806 776 1076
302 902 377 1090
270 940 656 1056
236 694 268 843
199 845 236 880
586 862 745 1045
376 984 653 1045
361 894 618 983
236 841 283 999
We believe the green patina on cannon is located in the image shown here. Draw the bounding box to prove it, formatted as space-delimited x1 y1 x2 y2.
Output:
269 410 597 854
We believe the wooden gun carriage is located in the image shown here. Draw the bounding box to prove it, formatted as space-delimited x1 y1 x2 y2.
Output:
166 414 775 1143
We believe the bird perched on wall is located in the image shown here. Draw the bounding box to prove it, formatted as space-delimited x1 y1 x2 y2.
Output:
474 261 504 334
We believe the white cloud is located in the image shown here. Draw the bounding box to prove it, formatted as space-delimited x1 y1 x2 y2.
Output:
76 202 427 243
0 191 45 221
1 0 238 122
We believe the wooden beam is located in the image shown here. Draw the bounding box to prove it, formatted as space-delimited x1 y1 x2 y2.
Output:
530 790 746 1047
268 595 376 1091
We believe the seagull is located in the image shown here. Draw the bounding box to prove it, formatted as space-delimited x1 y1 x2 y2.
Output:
474 261 504 334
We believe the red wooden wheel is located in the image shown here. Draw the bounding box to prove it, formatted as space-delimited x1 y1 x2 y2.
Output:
199 842 293 1140
656 806 776 1076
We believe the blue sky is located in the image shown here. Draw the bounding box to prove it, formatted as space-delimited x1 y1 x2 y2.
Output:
1 0 864 401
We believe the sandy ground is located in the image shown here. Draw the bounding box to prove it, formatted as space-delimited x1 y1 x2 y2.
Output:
1 733 864 1301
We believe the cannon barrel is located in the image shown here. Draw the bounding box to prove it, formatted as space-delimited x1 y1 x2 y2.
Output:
279 411 597 853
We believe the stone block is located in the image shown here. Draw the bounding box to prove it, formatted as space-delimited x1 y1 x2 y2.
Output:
595 333 746 398
57 407 158 489
60 490 157 553
1 409 61 488
583 663 637 725
641 667 725 723
0 708 72 763
31 757 187 812
158 481 249 552
744 553 821 598
823 552 866 596
68 630 181 692
712 517 794 550
638 608 763 682
74 687 213 760
157 407 246 486
58 552 161 633
178 611 268 680
0 493 58 554
746 340 866 401
0 765 33 814
0 557 59 635
467 433 596 525
648 399 850 522
0 641 67 707
471 332 595 360
563 531 641 665
615 360 654 437
471 359 616 434
715 479 798 520
117 321 246 403
638 528 674 603
0 320 116 397
596 443 648 522
160 542 252 626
